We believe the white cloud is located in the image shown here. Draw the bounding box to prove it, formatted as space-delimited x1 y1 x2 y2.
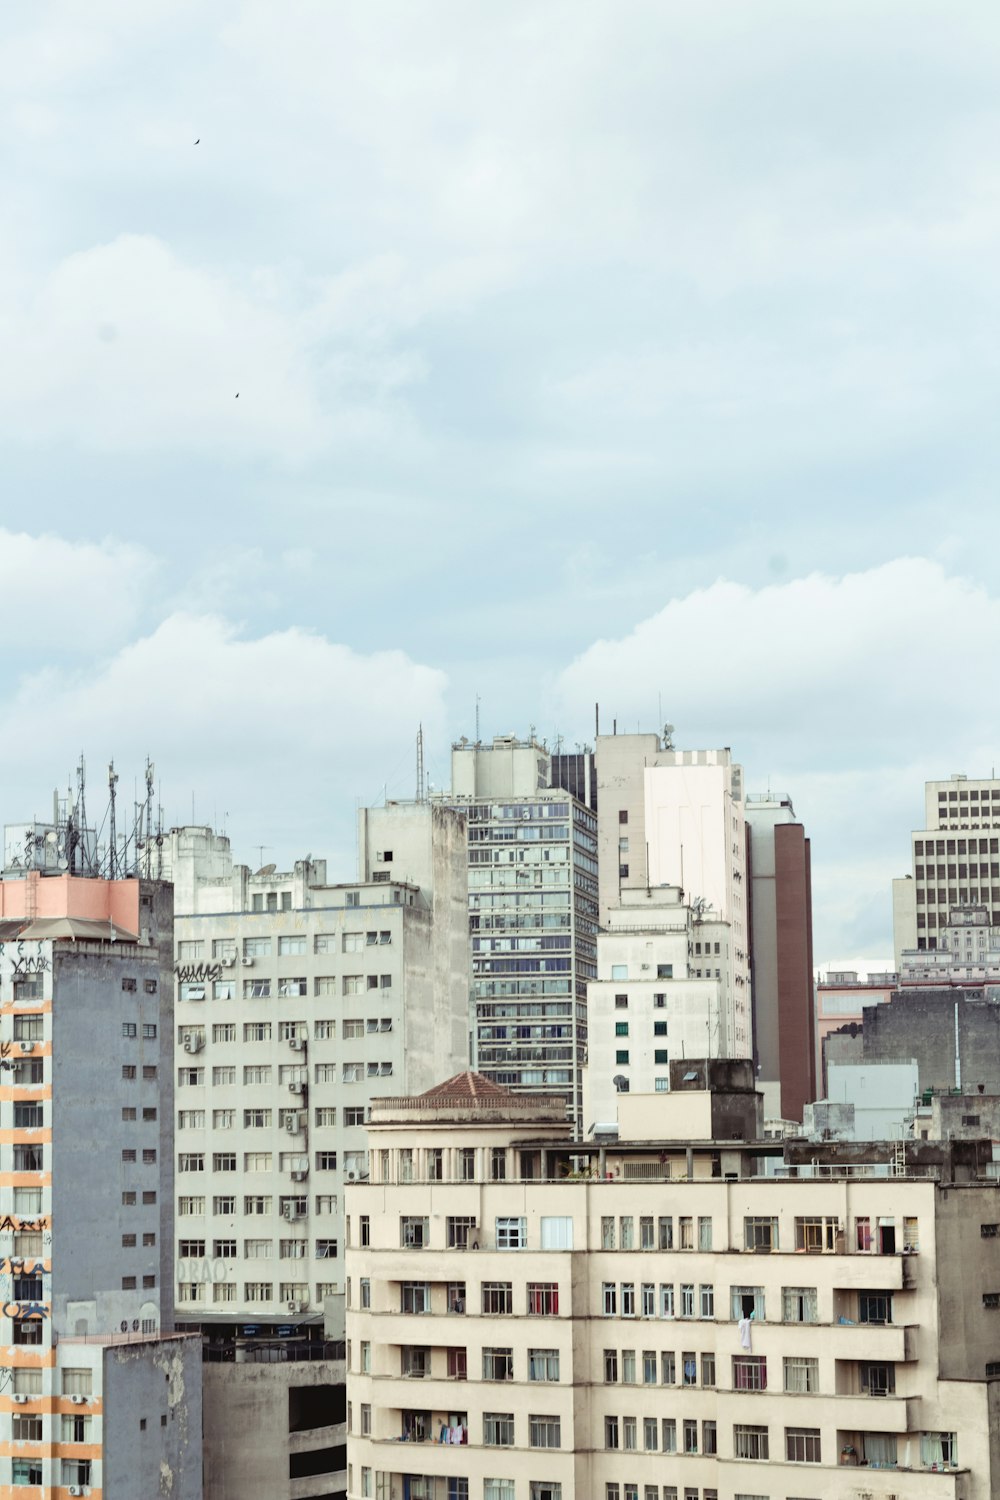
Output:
0 235 427 462
554 559 1000 961
0 528 156 649
0 613 448 869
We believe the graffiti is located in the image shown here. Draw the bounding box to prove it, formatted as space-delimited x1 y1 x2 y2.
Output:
0 1218 48 1235
0 1260 49 1276
176 1256 232 1284
11 954 49 977
3 1302 47 1320
174 963 223 984
0 1367 10 1392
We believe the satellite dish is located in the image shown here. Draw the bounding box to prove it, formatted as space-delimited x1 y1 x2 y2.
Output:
58 858 69 871
256 863 277 876
45 831 58 845
612 1074 628 1093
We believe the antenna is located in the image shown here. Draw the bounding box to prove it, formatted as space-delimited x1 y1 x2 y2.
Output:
475 693 481 744
108 761 119 879
416 724 426 802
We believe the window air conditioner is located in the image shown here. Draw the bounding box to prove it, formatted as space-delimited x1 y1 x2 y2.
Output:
20 1042 35 1053
11 1393 26 1403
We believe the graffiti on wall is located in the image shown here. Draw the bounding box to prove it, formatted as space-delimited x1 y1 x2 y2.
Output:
0 1217 49 1234
3 1302 47 1320
174 962 223 985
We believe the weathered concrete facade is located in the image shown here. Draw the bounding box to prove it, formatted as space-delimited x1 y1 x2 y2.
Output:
203 1357 346 1500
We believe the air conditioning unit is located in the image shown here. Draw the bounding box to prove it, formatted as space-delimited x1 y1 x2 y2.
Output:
69 1489 82 1497
281 1203 296 1220
11 1393 27 1403
289 1082 304 1095
242 956 254 967
291 1169 308 1182
222 955 236 967
289 1038 305 1052
285 1118 300 1135
20 1042 35 1054
286 1300 302 1314
183 1037 202 1054
71 1394 87 1404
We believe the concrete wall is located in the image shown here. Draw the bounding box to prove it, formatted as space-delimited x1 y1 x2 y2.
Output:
103 1334 203 1500
864 987 1000 1093
825 1060 919 1140
203 1358 346 1500
451 739 550 800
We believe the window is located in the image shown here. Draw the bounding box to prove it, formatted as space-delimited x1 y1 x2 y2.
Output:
316 1151 338 1171
615 1021 629 1037
483 1348 514 1381
401 1282 430 1314
701 1351 716 1387
733 1356 767 1391
699 1284 714 1317
178 1153 204 1171
602 1282 617 1316
142 1023 157 1039
483 1412 514 1446
604 1416 619 1450
122 1022 137 1038
744 1215 777 1251
641 1282 655 1317
528 1348 559 1381
622 1283 636 1316
660 1283 674 1318
213 1024 236 1043
658 1216 673 1249
12 1460 44 1485
702 1419 717 1455
678 1216 694 1249
661 1417 677 1452
401 1216 429 1249
859 1291 893 1325
213 1152 236 1172
602 1216 615 1250
698 1215 712 1250
213 1110 234 1129
860 1361 895 1397
482 1282 513 1315
243 1065 272 1085
679 1283 693 1317
12 1415 42 1441
920 1431 958 1467
495 1216 527 1250
782 1285 817 1323
731 1285 765 1321
484 1483 515 1500
448 1217 478 1250
795 1215 836 1252
62 1369 93 1396
615 1050 629 1064
243 1023 271 1042
178 1196 204 1216
527 1283 559 1315
244 1152 272 1172
683 1418 697 1453
643 1416 658 1450
733 1424 769 1460
786 1427 821 1463
491 1147 507 1181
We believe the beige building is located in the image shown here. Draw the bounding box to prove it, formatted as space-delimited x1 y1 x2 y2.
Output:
346 1064 1000 1500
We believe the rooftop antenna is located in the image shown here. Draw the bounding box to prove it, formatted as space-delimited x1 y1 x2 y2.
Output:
475 693 481 745
663 723 675 751
256 846 271 869
108 761 119 879
144 760 155 878
416 724 426 803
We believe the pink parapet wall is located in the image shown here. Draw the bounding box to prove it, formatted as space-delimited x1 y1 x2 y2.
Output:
0 873 140 929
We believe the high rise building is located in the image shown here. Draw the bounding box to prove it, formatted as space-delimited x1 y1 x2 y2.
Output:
584 886 729 1128
0 852 201 1499
891 771 1000 968
595 736 751 1059
167 804 469 1500
347 1063 999 1500
744 794 816 1122
440 736 598 1130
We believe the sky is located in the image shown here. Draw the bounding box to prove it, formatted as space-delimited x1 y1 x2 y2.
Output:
3 1 1000 965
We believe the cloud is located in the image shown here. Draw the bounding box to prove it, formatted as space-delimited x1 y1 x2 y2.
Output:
0 235 428 462
554 559 1000 961
0 613 448 869
0 528 156 650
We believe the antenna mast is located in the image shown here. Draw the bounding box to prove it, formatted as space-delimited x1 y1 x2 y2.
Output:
416 724 426 802
108 761 119 879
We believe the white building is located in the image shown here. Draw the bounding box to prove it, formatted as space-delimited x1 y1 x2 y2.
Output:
169 804 470 1334
891 772 1000 968
595 737 750 1059
584 887 727 1129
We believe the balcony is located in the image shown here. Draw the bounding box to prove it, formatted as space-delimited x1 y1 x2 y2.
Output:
775 1321 918 1363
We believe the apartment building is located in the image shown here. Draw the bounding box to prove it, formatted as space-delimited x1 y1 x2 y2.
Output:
440 737 598 1130
892 772 1000 967
170 807 469 1335
0 861 201 1499
595 737 751 1061
585 887 728 1128
346 1062 1000 1500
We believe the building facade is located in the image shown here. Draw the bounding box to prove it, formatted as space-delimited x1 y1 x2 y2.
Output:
891 772 1000 967
745 796 816 1122
0 866 201 1499
441 738 598 1130
346 1066 1000 1500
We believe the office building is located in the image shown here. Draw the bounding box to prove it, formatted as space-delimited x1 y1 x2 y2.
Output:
0 852 201 1499
347 1062 1000 1500
891 772 1000 968
745 795 816 1122
442 737 598 1130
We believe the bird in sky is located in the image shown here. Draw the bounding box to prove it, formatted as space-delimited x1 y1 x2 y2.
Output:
194 138 200 145
235 393 239 399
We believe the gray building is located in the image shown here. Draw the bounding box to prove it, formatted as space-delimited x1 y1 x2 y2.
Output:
439 736 598 1130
